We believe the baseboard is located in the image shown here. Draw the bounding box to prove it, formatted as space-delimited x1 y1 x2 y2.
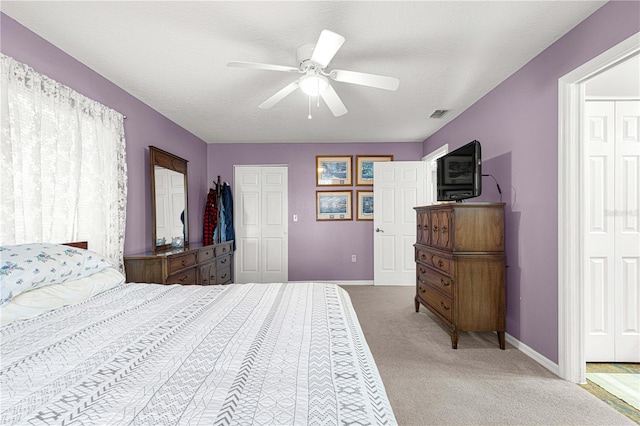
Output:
506 333 560 377
288 280 374 286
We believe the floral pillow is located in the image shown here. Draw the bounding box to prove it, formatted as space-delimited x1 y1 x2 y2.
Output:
0 243 114 306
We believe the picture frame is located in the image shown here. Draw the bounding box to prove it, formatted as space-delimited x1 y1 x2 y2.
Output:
316 190 353 221
356 190 374 221
355 155 394 186
316 155 353 186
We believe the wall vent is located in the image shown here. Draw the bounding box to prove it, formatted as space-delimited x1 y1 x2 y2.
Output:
430 109 449 118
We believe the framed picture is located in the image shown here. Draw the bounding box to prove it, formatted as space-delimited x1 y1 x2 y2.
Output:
356 190 374 221
316 190 352 221
316 155 353 186
355 155 394 186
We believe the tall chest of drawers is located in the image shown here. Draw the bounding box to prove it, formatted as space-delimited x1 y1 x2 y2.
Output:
414 203 505 349
124 241 233 285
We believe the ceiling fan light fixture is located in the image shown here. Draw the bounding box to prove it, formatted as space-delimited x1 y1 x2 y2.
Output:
299 74 329 97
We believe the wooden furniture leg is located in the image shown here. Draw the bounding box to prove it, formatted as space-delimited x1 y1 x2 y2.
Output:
450 330 459 349
497 331 506 350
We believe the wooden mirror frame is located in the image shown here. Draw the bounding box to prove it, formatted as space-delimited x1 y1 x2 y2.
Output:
149 146 189 253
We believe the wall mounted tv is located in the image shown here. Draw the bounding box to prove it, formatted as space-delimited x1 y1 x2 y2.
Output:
437 140 482 202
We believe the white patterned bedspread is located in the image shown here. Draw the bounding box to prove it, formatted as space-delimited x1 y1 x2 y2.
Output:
1 283 396 425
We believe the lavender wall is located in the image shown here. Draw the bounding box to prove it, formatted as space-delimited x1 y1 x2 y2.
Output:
207 142 422 281
1 13 209 255
423 1 640 363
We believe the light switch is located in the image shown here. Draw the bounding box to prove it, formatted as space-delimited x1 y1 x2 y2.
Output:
293 214 298 222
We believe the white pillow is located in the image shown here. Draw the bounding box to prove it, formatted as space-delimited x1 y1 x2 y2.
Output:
0 243 114 306
0 266 125 326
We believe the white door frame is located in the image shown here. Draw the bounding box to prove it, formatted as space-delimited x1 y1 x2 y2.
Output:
423 144 449 206
557 32 640 383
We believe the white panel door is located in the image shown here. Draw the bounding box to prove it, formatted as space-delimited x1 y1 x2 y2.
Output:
234 166 288 283
584 100 640 362
613 100 640 361
373 161 425 286
261 168 288 283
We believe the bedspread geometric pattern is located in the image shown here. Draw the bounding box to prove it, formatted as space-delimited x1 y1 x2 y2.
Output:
1 283 396 425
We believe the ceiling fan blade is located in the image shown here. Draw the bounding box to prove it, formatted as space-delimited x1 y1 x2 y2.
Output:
227 61 299 73
320 84 348 117
310 30 346 68
258 81 300 109
330 69 400 91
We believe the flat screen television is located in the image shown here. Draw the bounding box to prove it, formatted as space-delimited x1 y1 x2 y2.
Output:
437 140 482 202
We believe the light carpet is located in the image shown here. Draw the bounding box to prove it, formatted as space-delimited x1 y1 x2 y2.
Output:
587 373 640 410
341 285 634 425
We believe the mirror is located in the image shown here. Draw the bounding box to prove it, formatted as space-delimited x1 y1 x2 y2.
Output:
149 146 189 252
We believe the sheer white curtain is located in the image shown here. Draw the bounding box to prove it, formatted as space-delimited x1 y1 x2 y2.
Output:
0 55 127 271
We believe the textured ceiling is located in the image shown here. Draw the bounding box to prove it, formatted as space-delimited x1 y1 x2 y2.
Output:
1 1 606 144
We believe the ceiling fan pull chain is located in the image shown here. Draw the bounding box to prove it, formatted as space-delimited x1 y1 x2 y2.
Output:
308 95 312 120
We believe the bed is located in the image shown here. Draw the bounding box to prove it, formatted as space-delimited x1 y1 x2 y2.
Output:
0 242 396 425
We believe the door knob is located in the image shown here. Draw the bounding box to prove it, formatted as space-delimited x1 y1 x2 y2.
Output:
375 228 384 233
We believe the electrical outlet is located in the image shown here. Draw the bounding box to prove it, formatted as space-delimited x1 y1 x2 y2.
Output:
351 254 357 263
293 214 298 222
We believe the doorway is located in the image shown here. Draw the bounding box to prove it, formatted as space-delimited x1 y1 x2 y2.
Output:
233 165 288 283
583 97 640 362
558 32 640 383
372 161 426 286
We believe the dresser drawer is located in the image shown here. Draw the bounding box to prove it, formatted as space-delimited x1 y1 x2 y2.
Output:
215 242 233 258
216 266 231 284
416 247 452 276
417 264 452 297
216 255 231 269
197 247 215 263
167 252 197 273
166 267 197 285
417 281 453 323
429 252 452 275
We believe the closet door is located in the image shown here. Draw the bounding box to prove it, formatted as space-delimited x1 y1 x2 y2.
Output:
613 100 640 361
584 100 640 362
234 166 288 283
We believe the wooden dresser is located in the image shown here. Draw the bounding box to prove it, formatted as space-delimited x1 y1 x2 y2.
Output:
124 241 233 285
414 203 505 349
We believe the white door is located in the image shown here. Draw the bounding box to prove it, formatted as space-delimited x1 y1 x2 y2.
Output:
373 161 426 286
234 166 288 283
584 100 640 362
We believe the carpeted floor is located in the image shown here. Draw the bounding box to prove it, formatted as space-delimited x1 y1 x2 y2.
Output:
341 285 634 425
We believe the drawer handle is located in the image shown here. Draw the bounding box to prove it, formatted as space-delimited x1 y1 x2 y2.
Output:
438 260 444 268
440 301 450 310
420 287 426 293
181 259 187 266
221 258 227 264
441 278 450 287
221 273 227 279
417 224 421 229
420 254 427 261
222 247 227 253
441 226 447 233
433 225 438 232
423 225 429 230
419 267 426 274
179 275 188 282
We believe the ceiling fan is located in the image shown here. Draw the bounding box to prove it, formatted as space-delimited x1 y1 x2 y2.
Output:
227 30 400 118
